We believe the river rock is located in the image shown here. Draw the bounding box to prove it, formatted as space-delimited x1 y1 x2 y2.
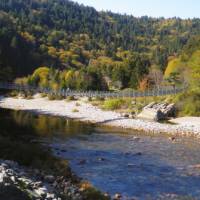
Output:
114 193 122 199
0 171 8 183
0 163 8 169
132 136 140 142
35 187 47 198
10 176 16 182
0 160 83 200
124 152 130 156
127 164 137 168
104 192 110 197
134 152 142 156
33 181 43 188
46 193 55 199
98 157 106 161
189 164 200 169
121 113 130 118
137 102 175 121
44 175 55 183
78 159 86 165
169 137 176 142
4 160 18 168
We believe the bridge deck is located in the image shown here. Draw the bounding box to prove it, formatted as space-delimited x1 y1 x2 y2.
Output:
0 82 186 98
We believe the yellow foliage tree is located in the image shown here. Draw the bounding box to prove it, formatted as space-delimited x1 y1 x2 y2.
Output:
21 32 36 43
188 50 200 91
32 67 50 79
48 46 58 58
164 58 183 78
31 67 50 87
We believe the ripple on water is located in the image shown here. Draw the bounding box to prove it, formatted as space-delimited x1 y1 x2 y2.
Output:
50 132 200 200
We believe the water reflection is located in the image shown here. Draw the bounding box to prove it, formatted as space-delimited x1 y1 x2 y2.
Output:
10 109 94 138
0 108 92 171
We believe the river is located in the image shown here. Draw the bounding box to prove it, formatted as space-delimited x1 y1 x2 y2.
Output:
1 108 200 200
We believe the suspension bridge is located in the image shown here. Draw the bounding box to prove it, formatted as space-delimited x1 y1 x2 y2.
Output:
0 82 186 98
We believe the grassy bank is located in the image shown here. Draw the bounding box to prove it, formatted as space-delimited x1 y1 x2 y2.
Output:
89 92 200 117
173 91 200 117
90 95 173 115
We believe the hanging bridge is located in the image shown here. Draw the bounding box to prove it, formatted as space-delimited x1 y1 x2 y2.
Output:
0 82 187 98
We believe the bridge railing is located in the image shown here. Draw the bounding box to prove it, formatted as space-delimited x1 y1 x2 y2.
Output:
0 82 187 98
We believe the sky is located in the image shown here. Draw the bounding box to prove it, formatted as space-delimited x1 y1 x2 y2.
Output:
72 0 200 19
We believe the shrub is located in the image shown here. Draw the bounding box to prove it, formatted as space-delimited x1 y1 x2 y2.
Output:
103 99 125 110
9 90 18 97
48 94 56 100
23 91 34 99
72 108 79 112
95 96 105 101
26 95 33 100
41 93 47 98
91 102 101 106
67 96 76 101
82 187 110 200
75 102 80 106
55 95 63 100
87 97 92 102
174 90 200 116
80 182 110 200
47 94 63 100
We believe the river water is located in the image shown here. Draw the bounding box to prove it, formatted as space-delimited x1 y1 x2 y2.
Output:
1 108 200 200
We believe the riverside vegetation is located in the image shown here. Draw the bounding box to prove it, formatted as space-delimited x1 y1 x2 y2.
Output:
8 89 176 118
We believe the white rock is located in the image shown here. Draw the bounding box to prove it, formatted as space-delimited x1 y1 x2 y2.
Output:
46 193 55 199
0 171 7 183
44 175 55 183
10 176 16 182
35 187 47 198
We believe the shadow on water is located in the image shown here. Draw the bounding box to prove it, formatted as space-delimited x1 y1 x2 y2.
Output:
96 117 127 125
6 109 93 137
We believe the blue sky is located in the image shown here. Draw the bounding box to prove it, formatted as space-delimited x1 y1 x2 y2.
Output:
73 0 200 19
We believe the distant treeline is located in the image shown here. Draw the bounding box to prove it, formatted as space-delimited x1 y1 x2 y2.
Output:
1 0 200 90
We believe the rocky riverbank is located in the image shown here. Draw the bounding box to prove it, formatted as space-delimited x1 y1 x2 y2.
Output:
0 95 200 137
0 160 83 200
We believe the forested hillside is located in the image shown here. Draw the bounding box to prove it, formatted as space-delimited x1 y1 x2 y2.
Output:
164 36 200 116
1 0 200 90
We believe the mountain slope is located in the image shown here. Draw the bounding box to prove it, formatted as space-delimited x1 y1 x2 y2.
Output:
1 0 200 89
164 36 200 116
